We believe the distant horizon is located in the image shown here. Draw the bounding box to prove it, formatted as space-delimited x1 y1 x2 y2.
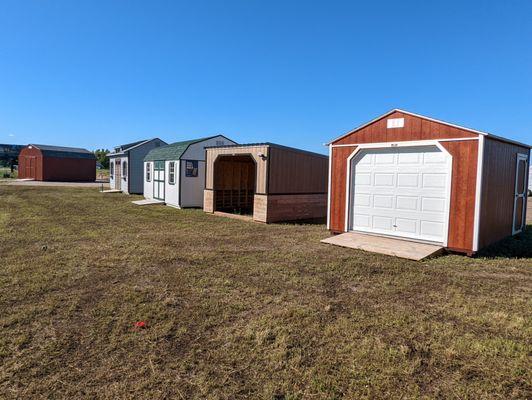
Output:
1 1 531 154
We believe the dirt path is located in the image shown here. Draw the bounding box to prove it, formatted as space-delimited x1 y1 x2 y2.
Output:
0 179 109 188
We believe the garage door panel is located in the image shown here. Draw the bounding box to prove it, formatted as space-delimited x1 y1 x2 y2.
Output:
422 173 447 188
397 173 419 188
421 197 446 213
350 146 450 244
375 152 395 164
354 194 371 206
395 218 418 234
373 216 393 231
374 173 394 186
423 151 447 164
397 152 421 164
373 195 394 209
354 214 371 228
420 221 444 238
396 196 418 211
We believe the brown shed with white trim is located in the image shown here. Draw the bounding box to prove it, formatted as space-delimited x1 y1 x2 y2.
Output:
327 110 530 255
204 143 328 223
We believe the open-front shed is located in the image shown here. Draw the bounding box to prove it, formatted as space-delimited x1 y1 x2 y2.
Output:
327 109 530 255
204 143 328 223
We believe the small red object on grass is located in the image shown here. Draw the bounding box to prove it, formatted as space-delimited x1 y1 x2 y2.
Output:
134 321 147 329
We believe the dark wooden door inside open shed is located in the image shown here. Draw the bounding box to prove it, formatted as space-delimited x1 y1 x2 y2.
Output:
213 155 256 215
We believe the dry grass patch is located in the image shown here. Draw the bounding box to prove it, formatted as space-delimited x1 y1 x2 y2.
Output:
0 186 530 399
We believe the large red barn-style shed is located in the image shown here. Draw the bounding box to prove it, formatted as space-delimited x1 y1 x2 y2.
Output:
18 144 96 182
327 109 530 255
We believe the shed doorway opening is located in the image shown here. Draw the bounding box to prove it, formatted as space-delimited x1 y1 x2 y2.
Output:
213 155 256 216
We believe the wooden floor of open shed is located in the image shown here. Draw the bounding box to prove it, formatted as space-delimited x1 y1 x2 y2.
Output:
0 186 530 400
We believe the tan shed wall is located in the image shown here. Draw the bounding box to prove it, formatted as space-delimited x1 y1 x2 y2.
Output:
256 193 327 223
478 138 530 249
267 147 328 194
203 189 214 213
205 145 269 193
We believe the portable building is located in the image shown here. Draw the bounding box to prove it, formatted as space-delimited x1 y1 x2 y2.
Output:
143 135 236 208
204 143 328 223
108 138 167 194
18 144 96 181
327 109 531 255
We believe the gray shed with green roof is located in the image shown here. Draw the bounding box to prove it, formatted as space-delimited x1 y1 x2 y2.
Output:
143 135 236 208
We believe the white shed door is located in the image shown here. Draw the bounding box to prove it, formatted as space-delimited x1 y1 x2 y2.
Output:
350 146 451 244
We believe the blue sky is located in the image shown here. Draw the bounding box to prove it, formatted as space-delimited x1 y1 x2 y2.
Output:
0 0 531 154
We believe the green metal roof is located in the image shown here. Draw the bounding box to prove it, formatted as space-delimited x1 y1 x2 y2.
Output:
144 136 215 162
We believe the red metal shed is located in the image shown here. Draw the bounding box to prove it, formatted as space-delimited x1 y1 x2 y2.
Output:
18 144 96 182
327 109 531 255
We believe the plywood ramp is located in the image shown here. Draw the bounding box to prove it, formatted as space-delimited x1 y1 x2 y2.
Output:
321 232 444 261
132 199 165 206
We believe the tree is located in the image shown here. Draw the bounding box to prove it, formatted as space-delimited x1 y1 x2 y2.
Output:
94 149 110 169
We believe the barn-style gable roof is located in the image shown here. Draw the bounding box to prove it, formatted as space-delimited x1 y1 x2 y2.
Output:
144 135 226 162
109 138 166 156
30 144 96 159
330 109 530 148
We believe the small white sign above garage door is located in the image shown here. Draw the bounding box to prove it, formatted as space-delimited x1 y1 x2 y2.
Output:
349 145 451 244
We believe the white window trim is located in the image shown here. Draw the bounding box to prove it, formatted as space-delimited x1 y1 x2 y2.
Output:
146 162 151 182
169 161 176 184
344 139 453 247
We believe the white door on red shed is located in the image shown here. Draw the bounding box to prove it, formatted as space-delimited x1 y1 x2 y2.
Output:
349 145 451 244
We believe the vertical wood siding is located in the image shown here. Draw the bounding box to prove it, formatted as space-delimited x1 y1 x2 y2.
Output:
478 138 530 248
440 140 478 252
329 112 482 253
334 111 478 145
267 147 328 194
329 146 354 232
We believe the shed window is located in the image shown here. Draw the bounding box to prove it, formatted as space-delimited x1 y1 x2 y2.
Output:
185 160 198 177
110 161 114 175
146 163 151 182
169 162 176 184
122 161 127 179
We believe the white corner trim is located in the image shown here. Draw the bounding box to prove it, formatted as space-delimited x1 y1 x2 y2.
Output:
512 153 529 235
331 137 479 148
327 144 332 230
472 135 485 251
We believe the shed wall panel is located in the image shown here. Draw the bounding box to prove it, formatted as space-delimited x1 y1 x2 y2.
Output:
42 157 96 181
440 140 478 252
478 138 530 248
267 147 328 194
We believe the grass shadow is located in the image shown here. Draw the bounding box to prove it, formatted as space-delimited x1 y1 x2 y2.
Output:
476 225 532 259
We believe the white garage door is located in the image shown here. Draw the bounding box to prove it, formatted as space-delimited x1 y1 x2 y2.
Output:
349 145 451 244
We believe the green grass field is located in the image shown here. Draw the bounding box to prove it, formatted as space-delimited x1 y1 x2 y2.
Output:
0 186 530 399
0 167 17 179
